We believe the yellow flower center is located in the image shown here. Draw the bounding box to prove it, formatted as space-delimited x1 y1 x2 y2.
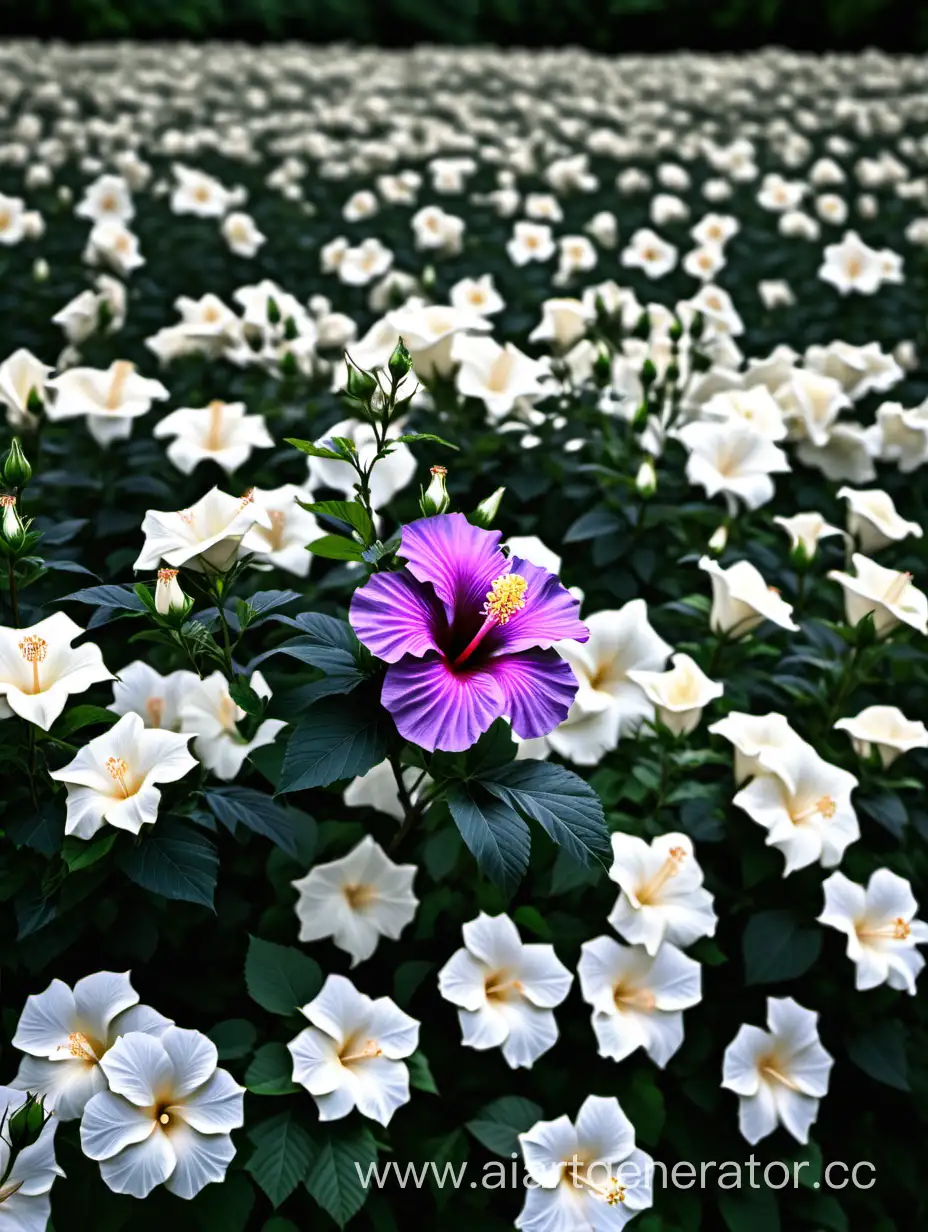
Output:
483 572 527 625
484 971 523 1003
636 846 686 904
106 361 134 410
205 400 226 452
857 916 911 941
613 983 657 1013
339 1037 383 1066
18 635 47 693
343 883 376 910
791 795 836 824
106 756 133 798
883 570 913 606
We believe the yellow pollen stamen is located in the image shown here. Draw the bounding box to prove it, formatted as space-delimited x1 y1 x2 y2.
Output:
759 1059 802 1092
159 1112 171 1125
340 1039 383 1065
106 756 131 797
264 509 286 551
484 972 524 1001
858 916 911 941
792 795 836 824
0 1180 24 1204
106 361 134 410
19 635 47 694
482 573 528 626
158 567 178 584
0 495 15 508
68 1030 96 1060
343 883 376 909
240 488 255 507
205 400 225 452
430 465 447 477
567 1165 627 1206
637 846 686 904
613 983 657 1013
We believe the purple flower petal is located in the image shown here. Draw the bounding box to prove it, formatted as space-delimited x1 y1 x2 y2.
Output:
400 514 507 622
490 649 580 739
382 655 505 752
350 570 443 663
484 559 588 656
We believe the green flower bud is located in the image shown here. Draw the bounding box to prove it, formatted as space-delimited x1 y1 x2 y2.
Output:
635 458 657 498
266 296 281 325
279 350 299 378
7 1094 49 1153
633 311 651 340
345 359 378 402
470 486 505 529
640 358 657 387
0 496 26 549
592 345 613 388
420 466 451 516
669 319 683 343
388 338 413 384
283 316 300 342
3 439 32 488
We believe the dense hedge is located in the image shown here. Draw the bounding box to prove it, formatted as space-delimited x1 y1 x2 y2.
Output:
8 0 928 50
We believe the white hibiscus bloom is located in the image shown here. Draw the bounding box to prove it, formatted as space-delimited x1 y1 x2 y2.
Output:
108 661 198 731
818 869 928 993
834 704 928 767
678 421 790 512
607 833 717 955
828 553 928 637
837 487 923 554
153 401 274 475
627 652 723 736
0 612 112 731
698 556 799 637
134 486 272 573
180 670 286 781
708 710 805 782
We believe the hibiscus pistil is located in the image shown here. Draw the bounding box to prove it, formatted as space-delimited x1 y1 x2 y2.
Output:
452 571 528 667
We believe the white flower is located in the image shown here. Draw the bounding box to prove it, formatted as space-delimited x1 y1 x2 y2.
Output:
338 238 394 287
305 418 415 511
516 1095 654 1230
0 612 112 731
678 422 790 511
698 556 799 637
180 670 286 781
411 205 464 254
109 660 197 731
547 601 672 764
819 869 928 993
837 487 923 553
293 835 418 967
627 652 723 736
722 997 833 1145
170 164 234 217
621 227 677 278
154 401 274 475
867 400 928 472
343 759 428 821
134 486 272 573
12 970 171 1120
683 244 726 282
0 1086 64 1229
773 512 844 559
438 913 572 1069
507 221 555 265
452 335 548 420
607 832 717 955
49 711 197 839
733 739 859 875
220 211 265 257
686 284 744 335
75 174 134 224
288 974 419 1126
701 386 788 441
578 937 701 1066
83 220 144 276
834 705 928 767
241 484 321 576
80 1028 244 1198
0 348 53 429
819 230 885 295
691 213 739 246
386 303 491 382
0 194 27 245
155 568 187 617
796 422 877 484
449 274 504 316
528 297 592 352
708 710 805 782
776 369 850 446
828 553 928 637
46 360 169 446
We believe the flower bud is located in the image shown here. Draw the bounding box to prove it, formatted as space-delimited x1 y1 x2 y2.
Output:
640 358 657 388
470 486 505 529
420 465 451 516
669 318 683 343
635 458 657 498
3 439 32 488
155 567 187 617
7 1094 50 1153
633 311 651 340
631 400 650 431
388 337 413 384
0 495 26 549
283 316 299 342
708 524 728 554
689 310 705 341
266 296 281 325
279 350 299 378
345 358 378 402
592 345 613 388
32 257 49 282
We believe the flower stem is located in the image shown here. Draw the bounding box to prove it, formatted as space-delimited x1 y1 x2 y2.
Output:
7 559 20 627
388 752 423 854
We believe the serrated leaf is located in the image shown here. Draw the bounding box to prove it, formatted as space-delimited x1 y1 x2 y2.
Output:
205 787 301 856
301 499 375 542
307 534 365 561
466 1096 543 1157
742 910 822 985
278 694 388 793
117 820 218 908
407 1050 438 1094
246 1042 300 1095
60 584 146 611
208 1018 258 1061
245 935 323 1015
447 782 531 895
304 1125 377 1228
246 1110 317 1209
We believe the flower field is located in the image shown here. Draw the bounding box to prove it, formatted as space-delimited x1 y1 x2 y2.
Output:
0 39 927 1232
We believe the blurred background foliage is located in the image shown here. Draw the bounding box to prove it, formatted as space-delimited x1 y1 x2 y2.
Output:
4 0 928 49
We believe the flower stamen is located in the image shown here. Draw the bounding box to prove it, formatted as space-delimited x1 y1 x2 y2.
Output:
884 571 913 606
451 571 528 669
106 756 131 798
858 916 911 941
636 846 686 904
106 360 134 410
791 795 836 824
18 635 47 694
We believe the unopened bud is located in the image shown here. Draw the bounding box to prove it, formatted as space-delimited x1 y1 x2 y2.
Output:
635 458 657 498
421 264 436 290
669 319 683 343
279 350 299 378
592 345 612 388
283 316 299 342
633 311 651 340
631 401 650 431
470 486 505 529
708 525 728 554
7 1094 49 1153
420 465 451 516
3 439 32 488
32 258 49 282
640 358 657 387
266 296 281 325
155 567 187 617
0 495 26 548
690 310 705 341
345 358 378 402
388 337 413 384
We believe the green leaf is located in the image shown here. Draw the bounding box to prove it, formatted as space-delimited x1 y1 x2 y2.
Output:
52 705 119 738
390 431 458 449
246 1110 317 1209
623 1069 665 1146
407 1050 438 1094
229 675 266 716
278 694 388 793
60 584 146 611
236 589 301 629
305 1124 377 1228
246 1042 300 1095
307 534 365 561
62 831 116 873
205 786 301 856
285 437 352 460
207 1018 258 1061
245 935 323 1016
117 819 218 908
718 1184 780 1232
847 1021 909 1090
188 1171 256 1231
393 960 434 1008
479 760 610 868
858 791 908 837
466 1095 543 1157
6 802 63 856
447 782 531 895
301 499 375 542
742 910 822 985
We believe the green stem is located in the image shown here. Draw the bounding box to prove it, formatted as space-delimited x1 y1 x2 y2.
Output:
7 559 20 627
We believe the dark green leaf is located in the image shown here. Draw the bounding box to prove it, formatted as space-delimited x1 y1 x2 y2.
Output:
246 1042 301 1095
742 910 822 985
466 1095 543 1157
207 1018 257 1061
117 820 218 908
205 786 301 856
278 694 388 793
447 782 531 895
307 534 365 561
246 1110 317 1209
304 1124 377 1227
847 1021 909 1090
245 935 323 1015
301 499 375 542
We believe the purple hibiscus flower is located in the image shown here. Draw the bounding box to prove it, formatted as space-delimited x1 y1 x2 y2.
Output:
350 513 588 752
